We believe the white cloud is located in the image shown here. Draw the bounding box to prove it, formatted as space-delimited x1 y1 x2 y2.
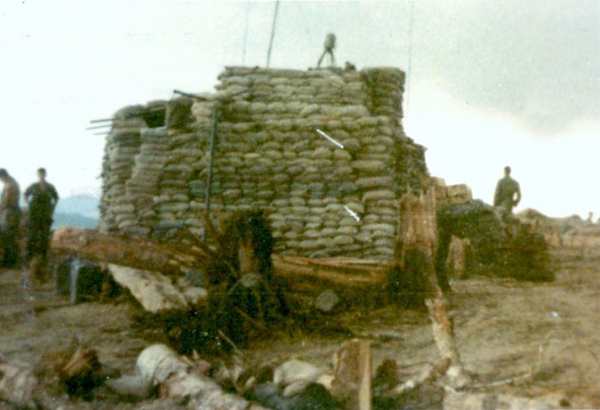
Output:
406 80 600 218
0 0 598 218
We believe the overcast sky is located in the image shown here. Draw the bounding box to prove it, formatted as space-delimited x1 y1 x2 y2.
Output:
0 0 598 218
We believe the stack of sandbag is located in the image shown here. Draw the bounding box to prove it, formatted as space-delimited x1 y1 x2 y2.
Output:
361 67 405 120
100 110 144 231
432 177 473 208
125 128 170 235
446 184 473 205
99 67 432 259
99 104 159 232
216 66 366 107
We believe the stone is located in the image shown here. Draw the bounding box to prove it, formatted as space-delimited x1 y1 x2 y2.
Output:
314 289 341 313
106 375 153 400
273 360 323 386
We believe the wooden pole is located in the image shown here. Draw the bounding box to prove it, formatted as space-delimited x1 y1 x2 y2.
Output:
203 105 219 240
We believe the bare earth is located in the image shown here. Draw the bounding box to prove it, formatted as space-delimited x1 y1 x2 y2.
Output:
1 243 599 409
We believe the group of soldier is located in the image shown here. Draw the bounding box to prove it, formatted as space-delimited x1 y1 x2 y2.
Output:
0 168 59 274
0 163 520 276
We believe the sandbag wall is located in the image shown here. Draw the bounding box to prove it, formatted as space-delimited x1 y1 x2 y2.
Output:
100 67 429 259
431 177 473 208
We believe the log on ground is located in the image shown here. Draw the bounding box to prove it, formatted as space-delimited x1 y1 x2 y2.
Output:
52 227 392 308
52 227 202 275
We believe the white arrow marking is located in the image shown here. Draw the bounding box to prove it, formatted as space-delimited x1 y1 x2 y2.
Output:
344 205 360 222
316 129 344 149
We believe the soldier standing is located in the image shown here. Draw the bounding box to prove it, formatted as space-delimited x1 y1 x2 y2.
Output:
23 168 59 272
0 168 21 268
493 166 521 217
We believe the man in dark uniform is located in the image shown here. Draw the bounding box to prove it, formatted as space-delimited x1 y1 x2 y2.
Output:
23 168 59 267
493 166 521 217
0 169 22 268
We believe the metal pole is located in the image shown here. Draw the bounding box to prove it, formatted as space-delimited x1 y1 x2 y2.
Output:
242 1 251 65
203 105 219 240
86 124 112 130
405 1 415 115
90 118 114 124
266 0 280 68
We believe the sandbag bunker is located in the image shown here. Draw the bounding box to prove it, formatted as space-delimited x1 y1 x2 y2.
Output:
99 66 429 260
0 66 557 409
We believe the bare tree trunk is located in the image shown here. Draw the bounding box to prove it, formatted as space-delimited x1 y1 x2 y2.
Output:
397 189 469 388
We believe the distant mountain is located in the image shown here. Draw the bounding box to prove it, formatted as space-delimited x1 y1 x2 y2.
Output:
52 194 100 229
55 194 100 220
53 212 98 230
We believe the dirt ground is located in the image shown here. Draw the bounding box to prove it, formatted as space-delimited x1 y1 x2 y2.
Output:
1 242 599 409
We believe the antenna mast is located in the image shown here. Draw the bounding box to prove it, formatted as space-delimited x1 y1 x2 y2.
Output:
405 1 415 114
266 0 280 68
242 1 251 65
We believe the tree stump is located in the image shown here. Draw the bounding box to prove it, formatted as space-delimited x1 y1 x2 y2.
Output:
330 339 372 410
397 189 469 388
